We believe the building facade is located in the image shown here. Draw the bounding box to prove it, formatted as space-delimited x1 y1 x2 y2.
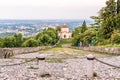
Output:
58 24 72 39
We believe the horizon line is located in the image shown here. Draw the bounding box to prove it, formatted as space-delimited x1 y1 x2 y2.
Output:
0 19 93 21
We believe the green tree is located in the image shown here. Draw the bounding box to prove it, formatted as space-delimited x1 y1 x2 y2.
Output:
111 30 120 44
42 34 52 45
117 0 120 14
0 38 3 47
81 20 87 33
90 16 101 28
3 36 15 47
91 0 120 45
72 34 83 46
36 28 58 46
101 17 115 39
97 0 117 39
72 27 97 46
22 38 39 47
36 32 43 40
81 29 97 46
14 33 23 47
115 13 120 30
56 26 61 32
46 30 57 44
72 27 82 37
36 33 44 45
100 0 116 19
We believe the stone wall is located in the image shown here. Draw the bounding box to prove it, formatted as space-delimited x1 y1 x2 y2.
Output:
0 46 52 58
82 47 120 55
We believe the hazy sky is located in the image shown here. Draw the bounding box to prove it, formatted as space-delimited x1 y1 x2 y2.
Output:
0 0 106 20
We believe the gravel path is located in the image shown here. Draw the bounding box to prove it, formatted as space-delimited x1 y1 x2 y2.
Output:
0 48 120 80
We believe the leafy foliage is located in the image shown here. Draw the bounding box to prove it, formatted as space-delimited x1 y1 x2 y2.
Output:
111 30 120 44
0 27 59 48
22 38 39 47
81 20 87 33
3 36 16 47
72 21 97 46
91 0 120 46
117 0 120 14
36 28 58 46
14 33 23 47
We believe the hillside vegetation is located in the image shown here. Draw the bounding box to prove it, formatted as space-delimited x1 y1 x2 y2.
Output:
0 28 59 48
72 0 120 47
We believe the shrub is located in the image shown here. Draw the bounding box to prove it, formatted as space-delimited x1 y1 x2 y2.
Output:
111 31 120 44
97 39 110 45
22 38 39 47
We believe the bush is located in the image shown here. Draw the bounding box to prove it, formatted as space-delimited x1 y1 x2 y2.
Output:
97 39 110 45
111 31 120 44
22 38 39 47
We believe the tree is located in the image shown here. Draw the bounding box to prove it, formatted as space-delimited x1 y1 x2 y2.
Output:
117 0 120 14
101 16 115 39
36 32 43 40
14 33 23 47
81 20 87 33
72 27 97 46
90 16 101 28
22 38 39 47
42 34 52 45
36 27 58 45
91 0 120 45
0 38 3 47
72 27 82 37
56 26 61 32
100 0 116 19
115 13 120 30
82 29 97 46
111 30 120 44
72 34 83 46
98 0 117 39
36 33 44 45
3 37 15 47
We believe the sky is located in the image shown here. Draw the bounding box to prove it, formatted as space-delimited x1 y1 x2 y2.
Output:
0 0 107 20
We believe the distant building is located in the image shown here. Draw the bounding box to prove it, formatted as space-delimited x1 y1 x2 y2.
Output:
58 24 72 39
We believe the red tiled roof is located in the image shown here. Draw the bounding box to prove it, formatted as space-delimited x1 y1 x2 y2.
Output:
61 25 69 28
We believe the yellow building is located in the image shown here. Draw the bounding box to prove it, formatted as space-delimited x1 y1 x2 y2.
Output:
58 24 72 39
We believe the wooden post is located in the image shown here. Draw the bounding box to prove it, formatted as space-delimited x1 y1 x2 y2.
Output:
86 54 95 80
37 57 46 74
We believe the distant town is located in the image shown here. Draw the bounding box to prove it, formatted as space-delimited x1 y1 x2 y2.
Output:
0 20 92 37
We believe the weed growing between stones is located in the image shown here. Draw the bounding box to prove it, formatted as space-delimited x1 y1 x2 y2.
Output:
40 73 51 77
93 72 97 77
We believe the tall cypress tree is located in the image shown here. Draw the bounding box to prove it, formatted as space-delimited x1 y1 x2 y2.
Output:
117 0 120 14
81 20 87 33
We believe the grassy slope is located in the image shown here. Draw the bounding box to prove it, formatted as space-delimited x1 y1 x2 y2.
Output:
56 39 72 47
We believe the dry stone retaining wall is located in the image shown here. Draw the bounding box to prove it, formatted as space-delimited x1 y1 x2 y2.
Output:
0 46 52 58
82 47 120 55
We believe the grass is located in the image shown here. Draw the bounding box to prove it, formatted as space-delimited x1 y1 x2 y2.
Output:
96 44 120 48
39 47 112 61
55 39 72 48
60 39 72 44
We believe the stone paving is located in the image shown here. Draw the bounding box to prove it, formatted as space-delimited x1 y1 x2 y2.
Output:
0 48 120 80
